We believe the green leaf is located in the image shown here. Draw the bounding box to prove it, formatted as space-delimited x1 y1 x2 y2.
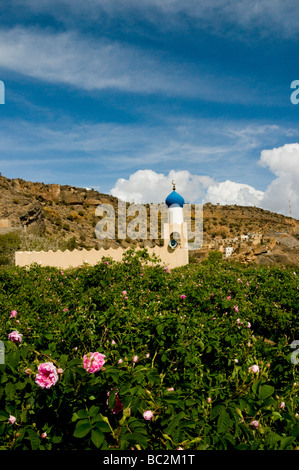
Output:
5 382 16 400
7 349 20 370
20 345 29 360
91 429 105 448
0 410 9 422
89 405 100 417
210 404 225 421
251 379 261 396
279 436 296 450
259 385 274 401
124 432 148 448
217 410 232 434
272 411 282 422
44 333 53 340
73 419 92 438
26 428 40 450
95 421 111 433
0 422 5 435
265 431 281 447
77 409 89 419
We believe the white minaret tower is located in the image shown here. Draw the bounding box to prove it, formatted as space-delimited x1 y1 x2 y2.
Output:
165 180 185 225
163 180 188 253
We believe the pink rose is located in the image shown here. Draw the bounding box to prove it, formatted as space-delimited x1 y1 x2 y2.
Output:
249 364 259 373
83 352 106 373
250 420 259 429
9 415 16 425
143 410 153 421
180 294 186 299
35 362 58 389
8 330 22 343
10 310 17 318
132 355 138 363
122 291 127 295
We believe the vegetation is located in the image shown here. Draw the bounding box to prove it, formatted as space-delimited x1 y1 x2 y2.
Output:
0 250 298 450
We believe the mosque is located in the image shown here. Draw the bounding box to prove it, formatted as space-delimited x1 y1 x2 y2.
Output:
15 182 189 269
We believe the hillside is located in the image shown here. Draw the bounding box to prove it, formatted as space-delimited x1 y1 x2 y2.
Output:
0 174 299 265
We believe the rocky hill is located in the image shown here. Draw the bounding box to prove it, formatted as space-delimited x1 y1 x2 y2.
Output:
0 174 298 266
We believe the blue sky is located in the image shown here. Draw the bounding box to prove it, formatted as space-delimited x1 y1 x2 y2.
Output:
0 0 299 217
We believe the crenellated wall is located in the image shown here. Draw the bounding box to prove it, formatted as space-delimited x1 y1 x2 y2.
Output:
15 245 188 269
15 222 189 269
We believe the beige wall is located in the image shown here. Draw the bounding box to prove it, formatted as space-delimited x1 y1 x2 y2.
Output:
0 219 11 228
15 245 188 270
15 222 189 270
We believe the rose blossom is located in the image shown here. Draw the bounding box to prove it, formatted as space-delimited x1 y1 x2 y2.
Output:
8 330 22 344
143 410 153 421
8 415 16 425
249 364 259 373
107 390 124 415
83 352 106 373
250 420 259 429
10 310 17 318
35 362 59 389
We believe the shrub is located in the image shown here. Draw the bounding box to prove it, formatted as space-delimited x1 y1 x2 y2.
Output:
0 251 298 450
0 232 21 265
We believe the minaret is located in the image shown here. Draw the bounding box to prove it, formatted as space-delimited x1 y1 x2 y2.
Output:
165 180 185 224
163 181 188 257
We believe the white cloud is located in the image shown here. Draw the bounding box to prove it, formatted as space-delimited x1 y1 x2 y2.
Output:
110 169 214 203
0 27 198 96
204 180 264 206
109 146 299 219
258 143 299 218
0 27 266 103
10 0 299 39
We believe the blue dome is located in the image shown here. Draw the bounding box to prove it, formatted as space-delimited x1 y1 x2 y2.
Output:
165 190 185 208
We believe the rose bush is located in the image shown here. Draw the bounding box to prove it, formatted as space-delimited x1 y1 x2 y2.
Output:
0 249 298 450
